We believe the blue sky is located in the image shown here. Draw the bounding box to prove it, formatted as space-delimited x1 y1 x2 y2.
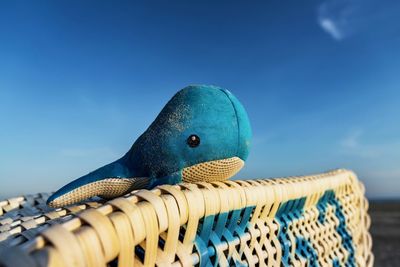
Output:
1 1 399 199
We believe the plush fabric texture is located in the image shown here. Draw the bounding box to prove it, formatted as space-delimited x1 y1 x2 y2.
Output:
47 85 252 207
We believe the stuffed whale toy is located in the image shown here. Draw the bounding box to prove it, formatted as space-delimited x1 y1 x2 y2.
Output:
47 85 252 207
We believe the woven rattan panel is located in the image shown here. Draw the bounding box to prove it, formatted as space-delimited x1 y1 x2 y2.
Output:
0 169 373 267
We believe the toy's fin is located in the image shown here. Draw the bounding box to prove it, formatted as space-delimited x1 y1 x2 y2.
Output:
47 161 150 208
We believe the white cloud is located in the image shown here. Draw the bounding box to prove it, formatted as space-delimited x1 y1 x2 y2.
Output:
317 0 400 41
339 129 400 158
317 0 355 41
340 129 362 149
319 18 344 40
251 133 276 146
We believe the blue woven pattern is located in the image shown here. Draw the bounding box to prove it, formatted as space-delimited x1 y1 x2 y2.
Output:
194 189 358 266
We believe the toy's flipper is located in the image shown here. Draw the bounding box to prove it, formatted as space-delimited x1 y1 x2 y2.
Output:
47 160 150 208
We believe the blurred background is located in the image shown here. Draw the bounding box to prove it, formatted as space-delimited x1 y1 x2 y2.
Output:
1 0 399 201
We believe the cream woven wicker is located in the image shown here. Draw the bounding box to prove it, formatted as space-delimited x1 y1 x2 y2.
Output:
0 169 373 267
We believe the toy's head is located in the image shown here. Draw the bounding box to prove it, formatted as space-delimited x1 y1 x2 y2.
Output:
127 84 252 183
47 85 252 207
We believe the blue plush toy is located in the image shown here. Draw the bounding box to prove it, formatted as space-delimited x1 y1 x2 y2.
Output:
47 85 252 207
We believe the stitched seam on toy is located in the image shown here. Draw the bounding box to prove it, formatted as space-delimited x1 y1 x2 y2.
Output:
219 89 240 158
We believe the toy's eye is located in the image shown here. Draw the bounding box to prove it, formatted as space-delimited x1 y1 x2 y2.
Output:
187 134 200 148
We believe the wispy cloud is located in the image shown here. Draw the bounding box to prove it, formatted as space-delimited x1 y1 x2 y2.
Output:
339 129 400 158
317 0 356 41
319 18 344 40
317 0 400 41
251 133 276 146
340 129 363 149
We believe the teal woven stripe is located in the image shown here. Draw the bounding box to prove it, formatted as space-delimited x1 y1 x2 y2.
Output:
194 206 255 266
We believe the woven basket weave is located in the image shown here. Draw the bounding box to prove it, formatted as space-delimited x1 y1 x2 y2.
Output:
0 169 373 267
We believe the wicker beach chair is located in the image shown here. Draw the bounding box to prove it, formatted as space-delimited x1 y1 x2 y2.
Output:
0 169 373 267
